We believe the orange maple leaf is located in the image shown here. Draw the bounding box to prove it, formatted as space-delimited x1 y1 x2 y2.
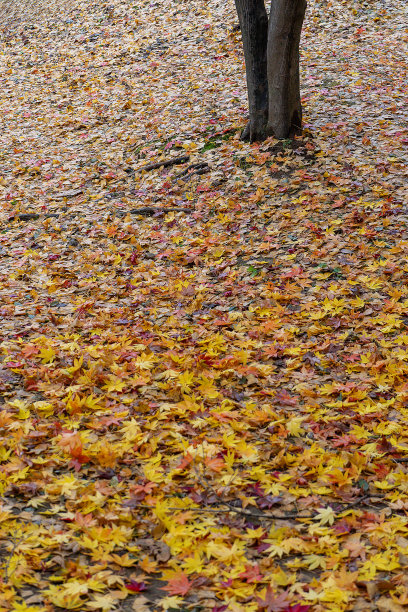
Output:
139 556 157 574
58 431 90 470
176 452 193 471
204 456 225 472
21 344 40 358
164 572 192 596
0 412 13 428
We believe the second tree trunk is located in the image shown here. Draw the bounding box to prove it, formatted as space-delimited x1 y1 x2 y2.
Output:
267 0 306 139
235 0 307 141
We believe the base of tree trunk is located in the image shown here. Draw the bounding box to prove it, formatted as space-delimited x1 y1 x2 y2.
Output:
240 117 271 142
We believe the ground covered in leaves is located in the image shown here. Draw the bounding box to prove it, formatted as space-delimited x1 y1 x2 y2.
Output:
0 0 408 610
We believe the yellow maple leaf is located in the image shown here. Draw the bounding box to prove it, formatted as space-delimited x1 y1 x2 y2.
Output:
181 552 204 573
0 508 11 522
159 596 183 611
134 353 156 369
178 370 195 392
206 539 245 563
197 376 219 399
272 567 293 586
51 474 79 496
11 604 46 612
0 447 11 461
286 416 305 437
46 583 87 609
63 356 84 376
102 376 126 393
304 554 327 570
374 479 395 490
86 594 118 611
314 507 335 526
39 346 56 364
33 401 54 417
120 418 141 442
109 553 137 567
139 556 157 574
17 405 31 420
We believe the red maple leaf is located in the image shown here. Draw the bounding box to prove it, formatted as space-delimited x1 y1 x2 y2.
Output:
274 390 298 406
257 587 292 611
125 580 146 592
239 564 263 583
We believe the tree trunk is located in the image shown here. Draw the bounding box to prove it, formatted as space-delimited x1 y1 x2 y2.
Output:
267 0 307 139
234 0 269 142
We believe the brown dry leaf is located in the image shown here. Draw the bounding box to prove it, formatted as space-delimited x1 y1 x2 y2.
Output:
376 597 404 612
132 596 151 612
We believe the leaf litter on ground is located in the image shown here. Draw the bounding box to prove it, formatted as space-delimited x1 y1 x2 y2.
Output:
0 0 408 610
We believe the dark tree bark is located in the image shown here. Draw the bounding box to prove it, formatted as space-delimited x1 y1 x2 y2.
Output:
267 0 307 138
235 0 307 141
234 0 269 142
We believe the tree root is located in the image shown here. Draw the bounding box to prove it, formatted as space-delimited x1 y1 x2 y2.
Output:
137 155 190 172
130 207 193 216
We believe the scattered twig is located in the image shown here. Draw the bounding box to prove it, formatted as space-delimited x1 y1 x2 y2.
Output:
186 450 388 523
130 207 193 216
136 155 190 172
130 497 383 522
1 535 25 582
7 213 40 222
188 449 315 522
6 207 194 224
53 188 83 199
337 495 370 512
174 162 209 179
7 212 65 223
129 501 311 520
